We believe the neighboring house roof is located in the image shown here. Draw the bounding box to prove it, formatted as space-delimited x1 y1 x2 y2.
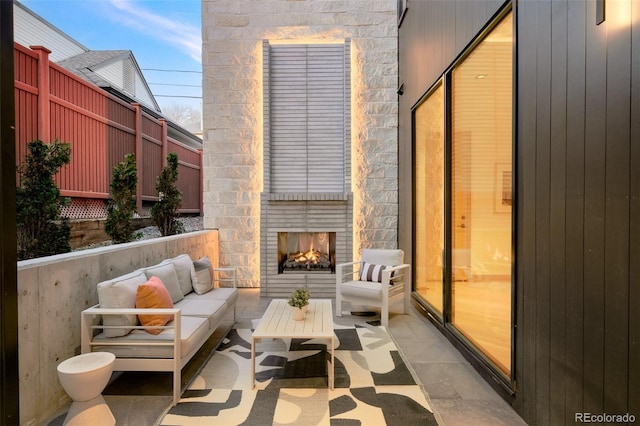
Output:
58 50 162 112
57 50 129 86
13 1 202 147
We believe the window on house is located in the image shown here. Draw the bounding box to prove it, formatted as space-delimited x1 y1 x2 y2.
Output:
450 11 513 376
413 10 513 378
414 82 444 314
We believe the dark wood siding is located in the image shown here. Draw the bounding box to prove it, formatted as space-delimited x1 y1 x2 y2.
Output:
399 0 639 423
533 1 552 423
631 0 640 415
582 0 608 419
549 1 568 422
516 0 538 422
602 0 632 416
564 0 587 422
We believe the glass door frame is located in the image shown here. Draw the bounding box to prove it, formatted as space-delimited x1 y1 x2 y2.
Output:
410 3 517 395
411 79 445 320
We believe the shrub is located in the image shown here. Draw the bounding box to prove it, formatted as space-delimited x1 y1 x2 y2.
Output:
16 139 71 260
105 153 139 243
151 152 184 236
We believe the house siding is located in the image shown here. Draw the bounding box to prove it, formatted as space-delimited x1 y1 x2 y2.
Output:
13 2 86 62
398 0 640 423
516 0 639 422
95 60 124 91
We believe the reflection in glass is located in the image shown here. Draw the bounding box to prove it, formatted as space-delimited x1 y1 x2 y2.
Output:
451 12 513 375
414 84 444 314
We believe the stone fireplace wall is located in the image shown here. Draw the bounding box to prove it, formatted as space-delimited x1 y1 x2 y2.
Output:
261 194 353 298
202 0 399 288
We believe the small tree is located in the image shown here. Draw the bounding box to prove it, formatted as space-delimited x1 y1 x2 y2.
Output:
151 152 184 236
105 153 139 243
16 139 71 260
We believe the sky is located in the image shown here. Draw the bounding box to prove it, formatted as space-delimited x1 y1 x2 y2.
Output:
19 0 203 113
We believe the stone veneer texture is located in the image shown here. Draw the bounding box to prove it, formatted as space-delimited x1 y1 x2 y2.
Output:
202 0 399 287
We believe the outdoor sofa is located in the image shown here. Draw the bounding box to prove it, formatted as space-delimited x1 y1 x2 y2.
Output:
80 254 237 405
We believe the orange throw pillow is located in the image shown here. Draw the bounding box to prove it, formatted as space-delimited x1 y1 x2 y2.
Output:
136 276 174 335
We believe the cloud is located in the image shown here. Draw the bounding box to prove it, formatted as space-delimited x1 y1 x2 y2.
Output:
107 0 201 63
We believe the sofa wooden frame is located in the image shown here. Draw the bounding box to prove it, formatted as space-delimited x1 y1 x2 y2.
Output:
80 268 236 406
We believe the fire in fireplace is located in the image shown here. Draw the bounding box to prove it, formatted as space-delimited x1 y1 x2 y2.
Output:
278 232 336 273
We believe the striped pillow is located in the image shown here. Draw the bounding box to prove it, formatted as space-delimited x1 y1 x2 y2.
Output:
359 262 394 283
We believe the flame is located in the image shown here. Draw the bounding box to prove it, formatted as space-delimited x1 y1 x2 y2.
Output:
292 248 323 265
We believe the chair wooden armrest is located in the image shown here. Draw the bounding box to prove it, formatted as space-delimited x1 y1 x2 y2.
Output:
336 260 361 283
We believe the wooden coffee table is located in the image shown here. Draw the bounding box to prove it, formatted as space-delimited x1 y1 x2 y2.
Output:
251 299 335 389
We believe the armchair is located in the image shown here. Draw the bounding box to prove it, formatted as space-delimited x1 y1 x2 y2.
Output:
335 249 411 327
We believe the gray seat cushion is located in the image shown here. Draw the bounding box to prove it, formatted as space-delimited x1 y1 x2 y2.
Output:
92 315 210 359
184 288 238 307
174 298 228 329
339 279 383 301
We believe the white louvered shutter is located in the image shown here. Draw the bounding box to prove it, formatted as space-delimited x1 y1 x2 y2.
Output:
267 43 349 193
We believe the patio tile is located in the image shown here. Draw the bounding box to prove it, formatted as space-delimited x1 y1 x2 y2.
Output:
411 363 463 399
412 362 505 403
388 316 442 341
399 337 468 364
430 398 528 426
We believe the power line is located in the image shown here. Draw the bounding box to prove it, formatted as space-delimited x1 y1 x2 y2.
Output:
149 82 201 88
155 95 202 99
142 68 202 74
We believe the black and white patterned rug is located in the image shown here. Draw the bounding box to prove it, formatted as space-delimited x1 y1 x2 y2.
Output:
159 323 440 425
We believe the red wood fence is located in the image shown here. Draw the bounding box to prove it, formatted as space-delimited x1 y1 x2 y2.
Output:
14 43 203 216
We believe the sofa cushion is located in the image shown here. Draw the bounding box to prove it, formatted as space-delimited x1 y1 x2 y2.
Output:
173 297 225 318
184 287 238 307
361 249 404 266
144 262 183 303
136 277 174 335
92 315 210 359
162 254 195 296
97 270 148 337
174 298 228 329
190 256 213 295
340 279 383 301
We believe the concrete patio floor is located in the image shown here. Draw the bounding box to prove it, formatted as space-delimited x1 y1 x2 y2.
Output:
235 288 527 426
48 288 528 425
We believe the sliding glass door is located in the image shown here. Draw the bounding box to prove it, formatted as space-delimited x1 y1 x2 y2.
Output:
450 12 513 375
413 11 513 377
414 83 444 315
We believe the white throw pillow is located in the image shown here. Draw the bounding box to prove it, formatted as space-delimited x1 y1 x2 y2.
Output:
97 271 148 337
191 257 213 295
162 254 195 296
359 261 395 284
144 262 184 303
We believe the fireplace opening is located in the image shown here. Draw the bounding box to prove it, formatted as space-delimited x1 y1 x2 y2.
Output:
278 232 336 273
